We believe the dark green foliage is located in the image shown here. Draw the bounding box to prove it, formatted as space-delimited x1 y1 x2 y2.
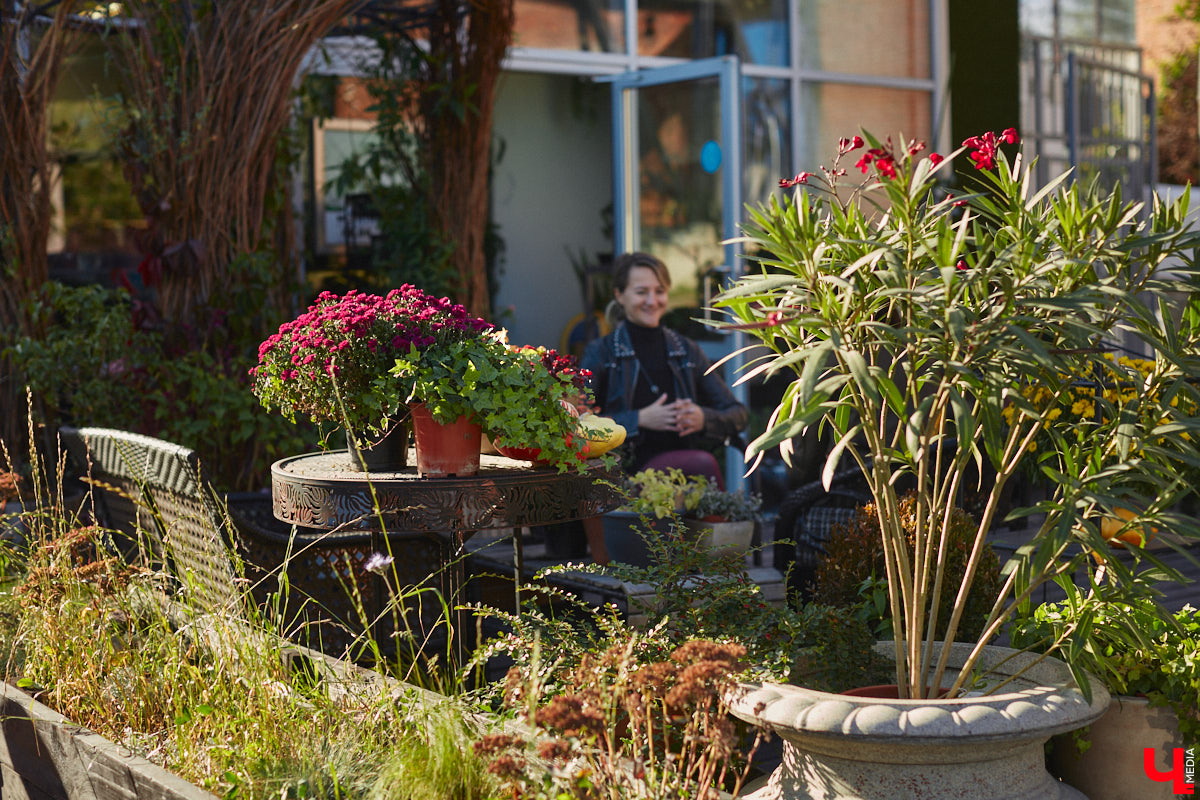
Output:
4 281 316 491
815 493 1003 642
1012 596 1200 748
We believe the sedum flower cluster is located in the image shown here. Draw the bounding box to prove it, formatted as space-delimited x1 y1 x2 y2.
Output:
250 286 491 434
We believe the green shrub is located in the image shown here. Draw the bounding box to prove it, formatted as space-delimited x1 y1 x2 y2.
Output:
1012 596 1200 747
814 492 1003 642
3 281 316 491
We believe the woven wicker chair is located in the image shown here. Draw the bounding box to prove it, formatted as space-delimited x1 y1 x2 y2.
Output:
59 427 451 658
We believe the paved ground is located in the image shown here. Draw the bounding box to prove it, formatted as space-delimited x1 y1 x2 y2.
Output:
468 512 1200 615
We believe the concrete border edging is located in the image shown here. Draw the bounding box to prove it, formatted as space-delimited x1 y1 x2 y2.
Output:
0 681 217 800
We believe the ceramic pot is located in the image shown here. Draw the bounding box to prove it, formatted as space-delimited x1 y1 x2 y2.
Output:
601 510 672 567
410 402 483 477
682 518 755 560
730 641 1109 800
346 415 411 472
1050 695 1189 800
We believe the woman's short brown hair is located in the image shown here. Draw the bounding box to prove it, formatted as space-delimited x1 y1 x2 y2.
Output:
612 251 671 292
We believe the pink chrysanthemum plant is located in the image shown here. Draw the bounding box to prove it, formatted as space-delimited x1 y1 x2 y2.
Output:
250 286 491 440
718 129 1200 699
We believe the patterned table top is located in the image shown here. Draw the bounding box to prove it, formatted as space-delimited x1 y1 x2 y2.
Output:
271 450 622 533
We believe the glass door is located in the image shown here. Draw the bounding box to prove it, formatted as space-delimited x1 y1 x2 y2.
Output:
609 55 742 310
607 56 747 489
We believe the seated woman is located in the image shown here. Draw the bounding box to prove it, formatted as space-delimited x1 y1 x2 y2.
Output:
579 251 748 562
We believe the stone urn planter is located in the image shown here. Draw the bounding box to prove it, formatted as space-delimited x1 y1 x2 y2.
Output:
1050 695 1190 800
729 641 1110 800
0 681 216 800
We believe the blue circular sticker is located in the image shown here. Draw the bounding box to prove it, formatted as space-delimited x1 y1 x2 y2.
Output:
700 140 722 173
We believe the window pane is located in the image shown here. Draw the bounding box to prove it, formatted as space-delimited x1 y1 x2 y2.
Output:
797 0 930 79
637 0 790 67
798 84 931 168
1020 0 1055 38
744 76 792 212
635 76 725 307
512 0 626 53
1098 0 1134 45
319 126 381 250
1059 0 1097 40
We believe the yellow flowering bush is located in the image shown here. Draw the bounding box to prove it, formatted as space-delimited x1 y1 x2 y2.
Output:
1003 354 1195 446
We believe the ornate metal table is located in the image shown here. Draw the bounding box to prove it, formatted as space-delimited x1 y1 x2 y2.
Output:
271 450 621 637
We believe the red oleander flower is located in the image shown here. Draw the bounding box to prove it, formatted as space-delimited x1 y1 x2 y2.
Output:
964 131 1000 170
929 153 944 166
779 172 812 188
874 154 897 179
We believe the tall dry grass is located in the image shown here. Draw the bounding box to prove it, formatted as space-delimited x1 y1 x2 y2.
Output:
0 429 508 798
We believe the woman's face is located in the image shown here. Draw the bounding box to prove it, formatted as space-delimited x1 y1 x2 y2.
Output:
615 265 669 328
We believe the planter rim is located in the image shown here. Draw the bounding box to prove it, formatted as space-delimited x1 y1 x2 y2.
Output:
1 680 219 799
729 640 1109 743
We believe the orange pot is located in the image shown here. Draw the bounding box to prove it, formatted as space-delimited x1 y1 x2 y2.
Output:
410 402 483 477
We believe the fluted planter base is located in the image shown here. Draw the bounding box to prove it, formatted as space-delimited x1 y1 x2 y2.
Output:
731 642 1109 800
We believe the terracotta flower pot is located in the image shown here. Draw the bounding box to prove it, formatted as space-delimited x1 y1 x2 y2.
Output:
410 402 483 477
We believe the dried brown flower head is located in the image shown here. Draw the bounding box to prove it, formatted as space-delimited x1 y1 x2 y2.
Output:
671 640 745 670
535 737 572 761
534 694 605 739
485 753 526 779
472 732 523 758
0 471 21 502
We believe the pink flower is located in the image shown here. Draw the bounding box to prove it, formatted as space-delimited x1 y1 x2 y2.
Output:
779 172 812 188
839 135 864 155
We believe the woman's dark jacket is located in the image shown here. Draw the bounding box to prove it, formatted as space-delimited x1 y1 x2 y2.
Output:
580 321 748 463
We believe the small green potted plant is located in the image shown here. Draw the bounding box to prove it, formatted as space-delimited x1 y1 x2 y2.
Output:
388 334 590 476
601 468 707 566
683 484 762 560
1011 594 1200 800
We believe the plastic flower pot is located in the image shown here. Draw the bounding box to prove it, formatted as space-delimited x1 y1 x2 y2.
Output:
601 510 675 567
410 402 483 477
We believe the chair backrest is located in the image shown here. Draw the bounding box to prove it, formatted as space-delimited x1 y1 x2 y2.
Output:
59 426 241 612
59 427 453 659
773 460 872 601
